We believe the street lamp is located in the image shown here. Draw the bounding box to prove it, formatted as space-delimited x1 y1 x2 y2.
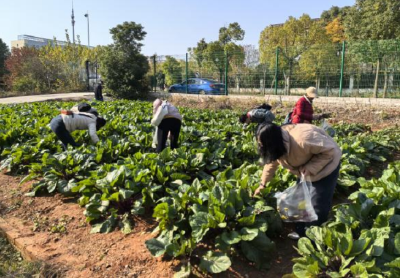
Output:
84 12 90 47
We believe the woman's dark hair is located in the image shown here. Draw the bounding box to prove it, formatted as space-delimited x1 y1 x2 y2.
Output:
257 122 287 164
96 117 107 130
239 113 247 124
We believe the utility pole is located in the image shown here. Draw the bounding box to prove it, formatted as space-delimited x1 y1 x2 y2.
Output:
84 12 90 47
71 1 75 44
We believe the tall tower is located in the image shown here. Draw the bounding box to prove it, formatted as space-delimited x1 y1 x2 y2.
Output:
71 1 75 43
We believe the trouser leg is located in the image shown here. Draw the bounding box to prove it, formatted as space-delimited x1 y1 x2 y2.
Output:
50 116 79 149
168 119 181 150
156 119 170 153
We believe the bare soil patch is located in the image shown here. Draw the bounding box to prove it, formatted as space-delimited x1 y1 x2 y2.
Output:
161 95 400 131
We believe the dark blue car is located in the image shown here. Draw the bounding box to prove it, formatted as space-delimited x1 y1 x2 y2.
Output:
168 78 225 95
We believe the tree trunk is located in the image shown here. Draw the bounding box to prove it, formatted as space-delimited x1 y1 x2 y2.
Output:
389 70 394 89
373 59 380 98
287 63 292 95
383 68 388 98
349 74 354 91
315 76 320 91
286 75 291 95
263 67 267 95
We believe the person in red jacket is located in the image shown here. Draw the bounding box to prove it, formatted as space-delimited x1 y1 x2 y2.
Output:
291 87 320 124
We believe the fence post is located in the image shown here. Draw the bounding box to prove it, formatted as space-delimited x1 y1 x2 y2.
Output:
225 52 228 96
274 47 279 95
85 60 90 91
153 55 156 92
186 53 189 94
339 41 346 97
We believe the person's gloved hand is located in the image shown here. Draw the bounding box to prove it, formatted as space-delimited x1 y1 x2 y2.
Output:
321 113 332 119
313 114 325 121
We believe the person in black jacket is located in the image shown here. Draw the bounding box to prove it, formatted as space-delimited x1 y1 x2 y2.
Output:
94 81 104 101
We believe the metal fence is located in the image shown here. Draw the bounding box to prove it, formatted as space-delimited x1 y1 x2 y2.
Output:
148 39 400 98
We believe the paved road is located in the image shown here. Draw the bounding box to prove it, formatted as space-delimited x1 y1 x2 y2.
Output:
0 92 94 104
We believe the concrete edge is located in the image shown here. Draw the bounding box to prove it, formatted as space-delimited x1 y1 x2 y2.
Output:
0 217 38 261
0 93 93 105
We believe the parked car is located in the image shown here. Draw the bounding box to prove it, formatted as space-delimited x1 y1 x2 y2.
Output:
168 78 225 95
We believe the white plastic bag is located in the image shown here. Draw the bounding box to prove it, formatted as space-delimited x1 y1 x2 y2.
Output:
275 174 318 223
151 102 168 126
321 120 336 137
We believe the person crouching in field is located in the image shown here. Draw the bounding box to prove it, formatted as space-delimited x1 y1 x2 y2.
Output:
239 103 275 126
288 87 330 124
239 103 275 135
50 108 106 150
151 99 182 153
253 122 341 240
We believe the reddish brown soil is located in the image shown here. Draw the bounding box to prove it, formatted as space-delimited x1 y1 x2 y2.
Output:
167 96 400 131
0 173 297 278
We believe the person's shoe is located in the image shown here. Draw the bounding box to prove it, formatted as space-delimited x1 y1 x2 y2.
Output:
288 232 300 240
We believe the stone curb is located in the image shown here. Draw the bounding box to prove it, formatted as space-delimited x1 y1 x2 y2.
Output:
0 217 38 261
0 93 93 104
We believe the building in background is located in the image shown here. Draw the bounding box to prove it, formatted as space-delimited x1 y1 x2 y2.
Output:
11 35 68 49
11 34 92 49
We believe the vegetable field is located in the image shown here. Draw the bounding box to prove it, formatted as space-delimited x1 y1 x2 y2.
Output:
0 100 399 277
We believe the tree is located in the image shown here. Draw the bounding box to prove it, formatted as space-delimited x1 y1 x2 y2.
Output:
326 18 346 43
259 14 329 94
188 38 208 68
110 21 147 53
189 23 245 83
344 0 400 97
219 22 245 45
320 6 351 23
299 44 340 91
5 47 43 92
161 56 183 86
344 0 400 41
99 21 150 99
203 41 225 81
0 38 10 82
347 40 400 98
243 45 259 69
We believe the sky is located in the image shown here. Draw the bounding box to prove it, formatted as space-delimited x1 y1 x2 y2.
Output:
0 0 355 56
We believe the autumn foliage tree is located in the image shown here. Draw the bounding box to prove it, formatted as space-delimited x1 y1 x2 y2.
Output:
259 14 329 94
0 38 9 84
4 30 101 93
326 18 346 43
5 47 42 92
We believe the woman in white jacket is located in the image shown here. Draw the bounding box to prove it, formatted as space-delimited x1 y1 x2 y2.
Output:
151 99 182 153
50 111 106 150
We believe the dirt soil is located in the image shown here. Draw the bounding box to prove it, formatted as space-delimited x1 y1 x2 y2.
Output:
166 96 400 131
0 173 297 278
